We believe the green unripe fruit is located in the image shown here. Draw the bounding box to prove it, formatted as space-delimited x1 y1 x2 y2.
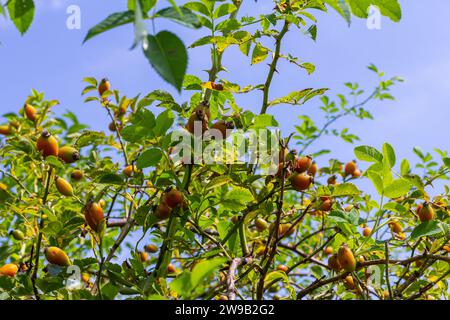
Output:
10 230 24 241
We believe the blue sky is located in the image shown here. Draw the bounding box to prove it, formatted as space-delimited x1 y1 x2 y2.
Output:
1 0 449 192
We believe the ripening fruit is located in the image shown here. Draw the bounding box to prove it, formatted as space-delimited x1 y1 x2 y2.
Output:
255 218 268 232
108 121 122 132
363 227 372 237
45 247 71 266
327 175 337 185
344 205 354 212
10 230 25 241
84 201 104 232
307 162 318 176
277 265 288 273
0 264 19 277
24 103 37 122
155 203 172 220
139 251 148 262
118 99 130 115
194 101 211 120
269 223 294 238
279 223 295 237
388 219 403 234
109 121 117 131
328 254 341 272
337 244 356 272
231 215 239 224
164 189 183 208
352 169 362 178
145 244 158 253
36 130 59 158
320 198 333 211
218 295 229 301
294 156 312 173
123 165 137 177
418 202 435 222
98 78 111 96
211 120 234 140
416 203 423 215
186 109 209 135
324 246 333 256
344 275 358 291
291 173 312 192
344 160 357 176
70 170 84 181
81 273 90 284
443 246 450 254
167 263 176 274
0 125 11 135
55 177 74 197
98 199 106 208
58 146 80 164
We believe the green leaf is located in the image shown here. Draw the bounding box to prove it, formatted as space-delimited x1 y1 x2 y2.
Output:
382 143 396 168
45 156 64 169
154 109 174 136
329 209 360 226
121 125 151 143
35 277 64 293
269 88 328 107
222 186 254 211
102 282 119 300
410 221 448 240
443 157 450 169
83 11 134 43
382 202 407 214
354 145 383 163
383 178 411 199
127 0 156 12
183 2 210 16
251 43 269 65
400 159 410 176
347 0 402 22
170 272 192 296
142 31 187 92
213 3 237 19
7 0 35 35
136 148 163 169
191 257 227 288
156 6 201 29
322 0 351 24
98 173 125 185
332 183 361 197
205 175 232 190
367 171 384 195
251 114 279 129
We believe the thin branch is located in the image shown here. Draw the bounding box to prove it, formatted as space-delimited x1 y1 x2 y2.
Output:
260 20 290 115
